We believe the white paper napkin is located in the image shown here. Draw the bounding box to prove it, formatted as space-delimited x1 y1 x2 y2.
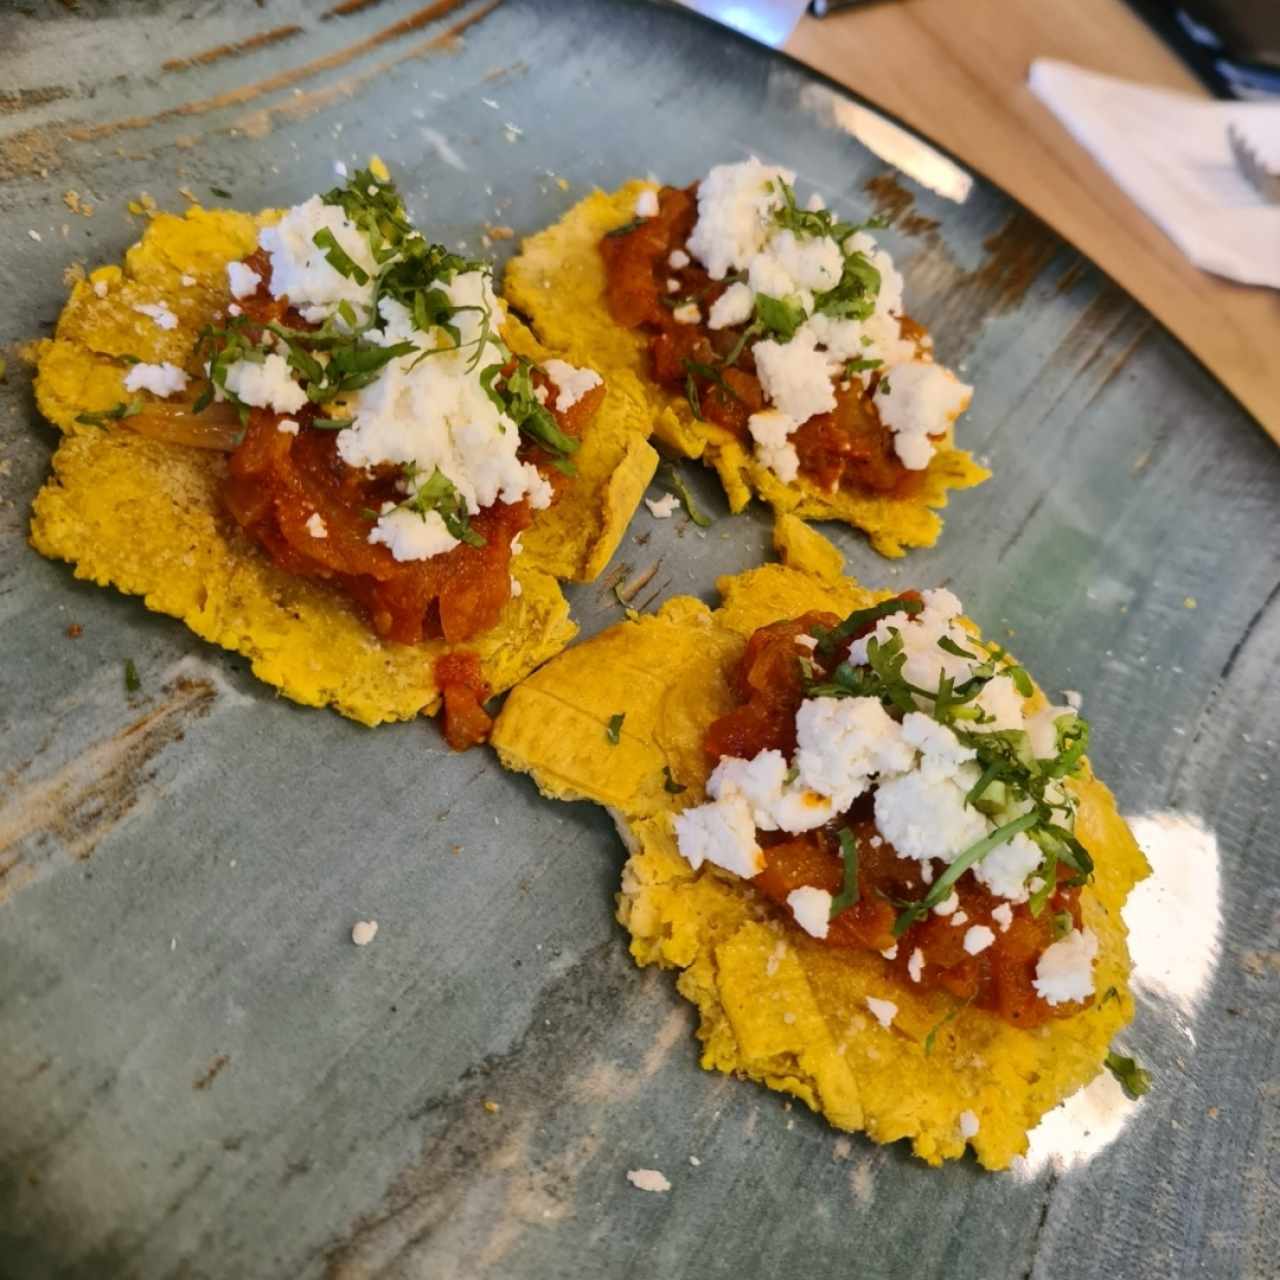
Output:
1029 59 1280 288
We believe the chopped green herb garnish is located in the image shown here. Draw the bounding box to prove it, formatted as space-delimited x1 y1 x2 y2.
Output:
1052 910 1074 940
1100 985 1119 1006
123 659 141 693
681 357 740 421
604 217 646 238
753 292 806 343
829 827 861 920
659 462 711 528
662 766 686 794
396 463 485 547
481 357 579 472
311 417 355 430
923 996 973 1057
210 186 232 199
892 812 1040 937
1104 1051 1151 1100
0 356 7 382
76 399 143 428
312 227 369 285
843 357 883 375
813 595 922 659
606 713 625 745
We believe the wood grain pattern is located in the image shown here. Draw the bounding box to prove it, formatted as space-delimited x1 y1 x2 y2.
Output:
785 0 1280 446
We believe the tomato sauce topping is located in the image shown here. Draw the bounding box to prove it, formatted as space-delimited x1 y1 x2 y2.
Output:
704 608 1086 1028
599 186 929 498
219 248 603 749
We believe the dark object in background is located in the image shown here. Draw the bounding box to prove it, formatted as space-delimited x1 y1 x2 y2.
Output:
1128 1 1280 97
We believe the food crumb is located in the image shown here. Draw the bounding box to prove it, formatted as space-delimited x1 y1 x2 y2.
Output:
351 920 378 946
1184 597 1197 609
688 1155 701 1167
482 1099 501 1114
66 623 82 638
626 1168 671 1193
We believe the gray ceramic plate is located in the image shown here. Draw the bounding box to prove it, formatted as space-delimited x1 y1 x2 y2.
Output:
1 2 1276 1277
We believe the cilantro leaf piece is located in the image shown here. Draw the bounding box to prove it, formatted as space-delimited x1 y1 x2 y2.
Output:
892 811 1040 937
659 462 712 528
1104 1051 1152 1100
753 292 806 343
604 217 646 239
662 766 686 794
829 827 861 920
312 228 369 285
210 186 232 199
843 356 883 375
606 713 625 745
76 399 143 428
923 996 974 1057
123 659 141 693
483 357 579 471
311 417 354 430
398 464 485 547
813 595 922 659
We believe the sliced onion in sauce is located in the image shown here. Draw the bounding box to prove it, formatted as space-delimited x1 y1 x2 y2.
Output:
122 400 244 452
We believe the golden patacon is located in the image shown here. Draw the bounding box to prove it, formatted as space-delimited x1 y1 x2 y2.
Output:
30 160 657 747
505 160 988 558
492 516 1149 1168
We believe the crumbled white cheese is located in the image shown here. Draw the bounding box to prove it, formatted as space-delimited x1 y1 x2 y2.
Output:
900 712 977 777
180 274 197 287
277 417 300 435
305 512 328 539
227 303 242 317
133 302 178 331
93 280 109 298
510 575 523 598
1033 928 1097 1005
542 358 602 411
1063 689 1083 711
123 361 188 397
873 763 988 865
626 1168 671 1193
865 996 897 1029
634 188 659 219
645 493 679 519
223 352 308 414
368 507 459 562
932 891 960 917
959 1110 980 1139
226 260 262 299
875 362 972 470
795 695 914 812
754 328 837 424
963 925 995 955
707 281 755 330
686 156 790 279
795 634 817 651
748 409 800 484
908 947 924 982
351 919 378 946
991 903 1014 932
767 228 843 291
880 944 898 960
667 277 681 293
786 886 832 940
708 749 834 834
1027 705 1074 758
672 788 763 879
971 830 1042 901
951 911 969 926
672 301 701 325
334 160 348 177
668 248 690 269
258 194 377 322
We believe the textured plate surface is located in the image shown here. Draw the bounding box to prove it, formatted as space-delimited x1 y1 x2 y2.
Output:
0 2 1276 1278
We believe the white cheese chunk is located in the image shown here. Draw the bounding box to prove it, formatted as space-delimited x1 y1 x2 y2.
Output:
708 750 834 834
93 279 109 298
542 358 602 412
786 886 832 940
133 302 178 331
223 353 308 414
865 996 897 1029
794 695 914 812
875 361 972 470
754 328 837 424
351 919 377 946
1027 705 1074 758
672 789 763 879
971 830 1042 902
368 507 459 563
963 925 995 955
672 301 701 325
991 903 1014 931
748 408 800 484
645 493 678 519
258 194 377 320
180 274 197 287
908 947 924 982
959 1110 980 1139
305 512 328 539
1033 928 1098 1005
277 417 300 435
707 281 755 330
634 188 659 218
932 890 960 917
123 361 188 397
668 248 690 269
873 763 988 865
768 229 843 291
686 156 791 279
226 260 262 299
